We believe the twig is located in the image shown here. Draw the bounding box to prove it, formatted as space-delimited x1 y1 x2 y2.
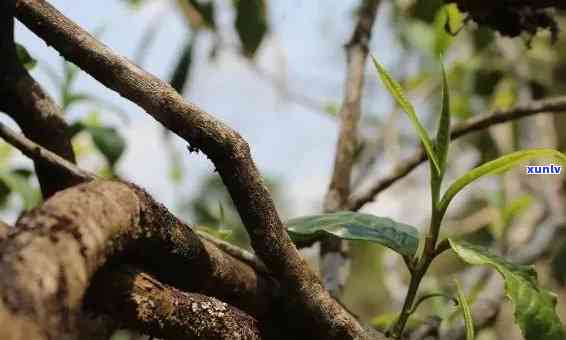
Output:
0 3 78 197
196 230 269 275
14 1 376 338
321 0 381 296
0 122 94 182
349 96 566 211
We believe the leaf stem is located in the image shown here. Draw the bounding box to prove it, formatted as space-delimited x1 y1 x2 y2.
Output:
390 209 444 338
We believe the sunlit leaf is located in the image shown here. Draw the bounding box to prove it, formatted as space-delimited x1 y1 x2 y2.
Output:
372 57 441 173
435 63 451 175
450 240 566 340
433 6 452 57
286 212 419 256
439 149 566 218
371 312 423 332
454 278 475 340
491 78 518 111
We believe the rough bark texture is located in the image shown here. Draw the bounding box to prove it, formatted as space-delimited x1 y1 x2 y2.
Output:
0 0 79 198
89 266 262 340
14 1 377 338
0 180 279 340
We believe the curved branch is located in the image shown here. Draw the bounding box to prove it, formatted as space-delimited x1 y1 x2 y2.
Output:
0 122 93 182
89 265 262 340
349 96 566 211
0 1 79 198
14 1 375 338
0 180 280 340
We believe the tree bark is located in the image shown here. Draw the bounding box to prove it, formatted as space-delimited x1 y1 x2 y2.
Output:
0 0 79 198
89 265 262 340
0 180 278 340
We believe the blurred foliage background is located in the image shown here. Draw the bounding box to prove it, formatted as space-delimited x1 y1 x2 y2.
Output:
6 1 566 339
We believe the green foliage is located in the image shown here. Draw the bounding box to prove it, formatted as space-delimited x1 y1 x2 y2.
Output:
371 312 423 332
431 63 451 202
233 0 268 58
88 126 126 168
367 61 566 338
435 64 451 174
450 240 566 340
0 169 40 210
15 43 37 70
454 278 475 340
371 57 441 173
433 4 462 57
70 122 126 169
286 212 419 257
438 149 566 218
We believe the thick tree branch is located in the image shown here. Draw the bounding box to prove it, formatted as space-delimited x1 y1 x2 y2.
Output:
0 179 282 339
14 1 376 338
89 265 263 340
349 96 566 211
0 0 79 198
321 0 381 295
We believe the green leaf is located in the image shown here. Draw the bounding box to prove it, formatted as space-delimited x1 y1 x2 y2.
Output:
286 212 419 256
435 64 451 175
62 92 91 110
439 149 566 218
88 126 126 168
15 43 37 70
233 0 268 58
0 170 40 210
449 240 566 340
371 57 441 173
433 4 463 56
454 278 475 340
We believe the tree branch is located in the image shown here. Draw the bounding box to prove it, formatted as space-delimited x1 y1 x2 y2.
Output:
13 1 377 338
89 265 263 340
0 0 79 198
0 180 281 340
0 122 93 182
321 0 381 296
349 96 566 211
